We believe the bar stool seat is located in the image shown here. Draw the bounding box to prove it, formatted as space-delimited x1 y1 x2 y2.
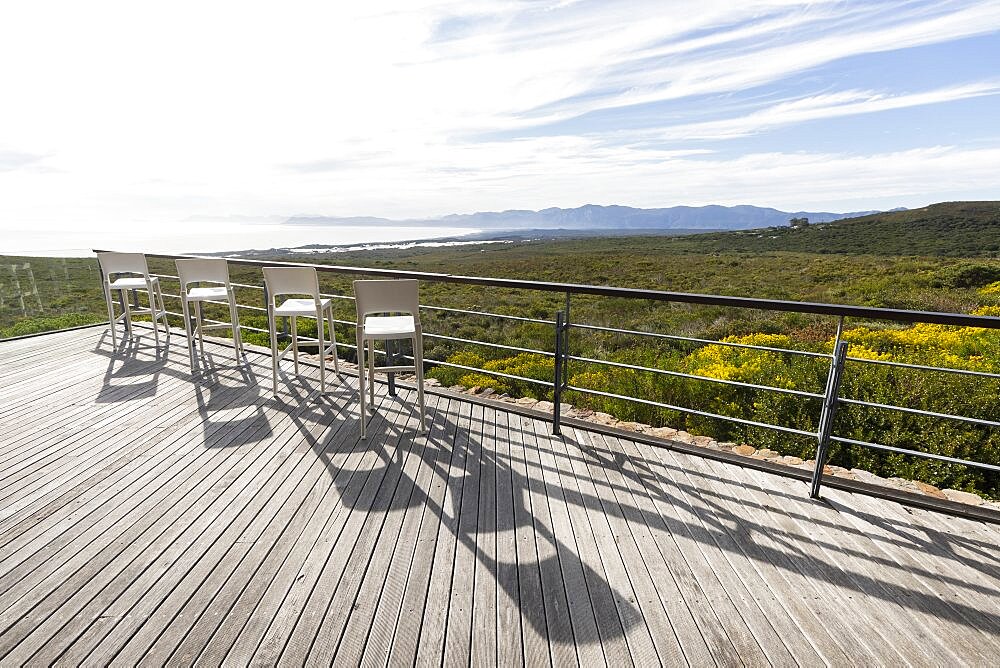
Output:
185 286 229 301
363 315 415 338
108 276 157 290
274 297 333 316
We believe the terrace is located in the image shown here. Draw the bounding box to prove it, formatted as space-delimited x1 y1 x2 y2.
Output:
1 254 999 665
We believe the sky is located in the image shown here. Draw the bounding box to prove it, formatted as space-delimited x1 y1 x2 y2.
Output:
1 0 999 230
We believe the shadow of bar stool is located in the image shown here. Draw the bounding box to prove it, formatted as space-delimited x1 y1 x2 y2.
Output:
262 266 340 397
175 258 244 371
354 279 426 439
96 251 171 349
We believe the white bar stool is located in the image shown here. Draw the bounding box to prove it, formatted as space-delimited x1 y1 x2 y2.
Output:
354 279 426 438
96 252 170 349
175 258 244 371
263 266 340 396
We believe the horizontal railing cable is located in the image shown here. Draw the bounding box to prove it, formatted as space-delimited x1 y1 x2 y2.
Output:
565 384 817 437
567 354 825 398
845 355 1000 380
829 435 1000 472
838 398 1000 428
572 322 833 358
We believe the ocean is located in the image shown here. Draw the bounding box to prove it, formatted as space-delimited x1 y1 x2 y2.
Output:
2 222 478 257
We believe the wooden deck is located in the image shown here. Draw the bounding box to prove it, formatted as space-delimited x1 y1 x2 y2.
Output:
1 325 999 666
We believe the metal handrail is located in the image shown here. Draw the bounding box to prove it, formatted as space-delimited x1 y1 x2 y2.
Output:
104 249 1000 502
123 250 1000 329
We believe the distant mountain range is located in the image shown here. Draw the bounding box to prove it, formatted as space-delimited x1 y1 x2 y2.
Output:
286 204 888 231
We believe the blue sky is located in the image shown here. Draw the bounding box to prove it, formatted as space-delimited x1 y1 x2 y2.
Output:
1 0 999 229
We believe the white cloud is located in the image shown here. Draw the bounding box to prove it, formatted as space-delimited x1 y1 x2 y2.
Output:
0 1 998 229
648 82 1000 140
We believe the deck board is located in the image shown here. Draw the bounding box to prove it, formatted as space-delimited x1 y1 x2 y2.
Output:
1 326 999 666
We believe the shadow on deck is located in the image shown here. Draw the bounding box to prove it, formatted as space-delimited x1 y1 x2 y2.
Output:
0 326 998 666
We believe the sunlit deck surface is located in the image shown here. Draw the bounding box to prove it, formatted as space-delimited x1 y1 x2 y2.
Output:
1 326 999 666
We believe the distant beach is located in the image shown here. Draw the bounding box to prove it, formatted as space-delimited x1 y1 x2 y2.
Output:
3 222 479 257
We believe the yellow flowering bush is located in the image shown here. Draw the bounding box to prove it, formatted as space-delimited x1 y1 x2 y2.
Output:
428 351 553 398
684 334 800 389
839 323 1000 370
980 281 1000 296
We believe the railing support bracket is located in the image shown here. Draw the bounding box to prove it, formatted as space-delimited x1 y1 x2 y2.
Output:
811 339 849 498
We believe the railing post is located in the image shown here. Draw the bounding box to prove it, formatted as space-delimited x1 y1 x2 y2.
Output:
811 339 849 498
553 311 565 435
563 292 571 391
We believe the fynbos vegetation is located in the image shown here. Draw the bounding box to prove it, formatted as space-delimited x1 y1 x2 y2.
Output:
3 203 999 497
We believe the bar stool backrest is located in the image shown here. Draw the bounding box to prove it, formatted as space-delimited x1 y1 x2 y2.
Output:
353 279 420 322
176 258 232 291
97 252 149 280
262 266 322 305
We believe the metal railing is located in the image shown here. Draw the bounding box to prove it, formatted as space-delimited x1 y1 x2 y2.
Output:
96 249 1000 500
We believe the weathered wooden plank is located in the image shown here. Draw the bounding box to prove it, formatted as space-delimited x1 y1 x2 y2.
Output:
0 329 173 416
639 441 807 666
0 346 190 454
592 434 728 665
558 427 660 666
230 392 423 665
0 357 247 521
72 388 364 664
667 450 851 664
388 399 474 666
698 455 910 665
494 411 550 668
0 368 275 581
0 337 250 455
822 487 1000 660
492 407 526 668
439 401 485 667
583 431 714 667
139 392 369 665
0 396 292 661
512 413 574 666
470 404 499 666
0 346 108 409
0 400 268 619
186 385 401 665
303 392 444 664
336 397 456 666
884 502 1000 594
758 470 975 664
528 416 609 666
0 327 102 375
274 391 436 665
2 328 999 666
